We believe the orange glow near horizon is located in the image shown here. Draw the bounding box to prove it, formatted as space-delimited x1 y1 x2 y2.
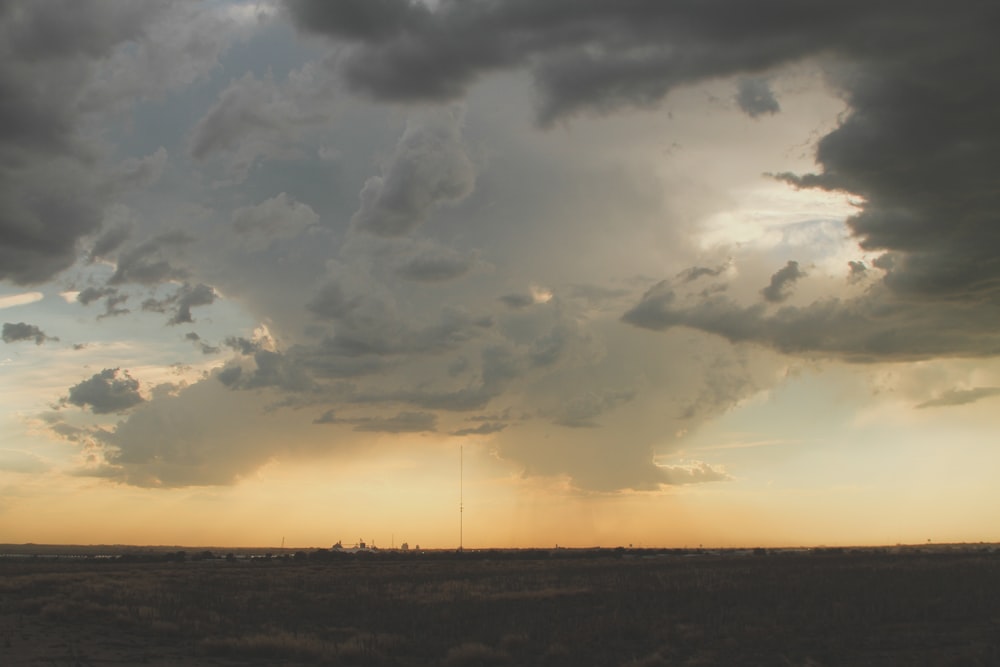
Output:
3 436 997 550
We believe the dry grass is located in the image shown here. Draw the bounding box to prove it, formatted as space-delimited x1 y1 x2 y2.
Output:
1 550 999 665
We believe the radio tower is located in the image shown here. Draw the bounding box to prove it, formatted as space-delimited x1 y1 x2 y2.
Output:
459 444 464 551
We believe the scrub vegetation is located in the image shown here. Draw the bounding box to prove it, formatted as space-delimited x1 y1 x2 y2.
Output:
2 547 998 665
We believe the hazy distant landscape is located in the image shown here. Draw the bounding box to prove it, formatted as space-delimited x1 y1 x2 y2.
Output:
3 544 998 666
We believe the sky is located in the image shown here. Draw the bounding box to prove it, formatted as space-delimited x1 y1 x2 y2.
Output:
2 0 999 549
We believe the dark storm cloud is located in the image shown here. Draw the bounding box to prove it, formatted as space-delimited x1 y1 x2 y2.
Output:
307 280 359 320
355 411 437 433
318 311 484 358
847 260 867 284
186 332 220 355
78 286 129 318
116 146 168 190
224 336 264 356
231 193 319 250
622 284 1000 362
0 2 165 285
566 284 630 307
294 343 388 379
187 58 344 181
350 345 521 412
309 276 490 358
450 422 507 437
227 349 315 392
917 387 1000 409
498 293 534 309
2 322 57 345
765 7 1000 314
109 233 194 286
285 0 428 41
97 292 130 319
2 0 153 62
285 0 861 119
168 283 216 325
735 77 780 117
0 160 106 284
88 222 132 261
312 408 338 424
551 389 635 428
395 249 475 282
350 110 474 237
189 72 281 160
677 263 728 284
760 261 805 303
141 283 216 325
314 409 438 433
66 368 144 414
529 322 582 368
291 0 1000 360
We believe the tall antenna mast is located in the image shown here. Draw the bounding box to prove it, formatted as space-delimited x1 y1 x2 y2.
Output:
460 444 464 551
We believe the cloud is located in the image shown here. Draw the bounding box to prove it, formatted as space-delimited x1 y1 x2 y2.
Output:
78 285 117 305
622 283 1000 362
78 286 130 319
0 158 107 284
218 349 315 393
88 222 132 262
395 246 476 282
917 387 1000 409
224 336 265 356
308 268 490 358
284 0 844 122
0 3 174 285
0 449 48 474
231 193 319 251
2 322 57 345
565 284 630 307
285 0 428 41
141 282 217 325
80 376 432 488
0 292 44 309
656 459 732 484
109 232 194 285
188 62 338 180
350 108 474 237
80 1 263 111
735 77 780 117
83 378 288 487
2 1 158 62
314 409 438 433
551 389 635 428
116 147 168 190
185 332 220 355
289 0 1000 363
8 0 997 500
66 368 145 414
760 260 805 303
347 344 521 412
354 411 437 433
677 263 729 284
847 260 867 284
498 293 535 309
450 422 507 437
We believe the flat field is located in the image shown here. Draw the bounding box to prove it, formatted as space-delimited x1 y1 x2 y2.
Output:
2 548 998 666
